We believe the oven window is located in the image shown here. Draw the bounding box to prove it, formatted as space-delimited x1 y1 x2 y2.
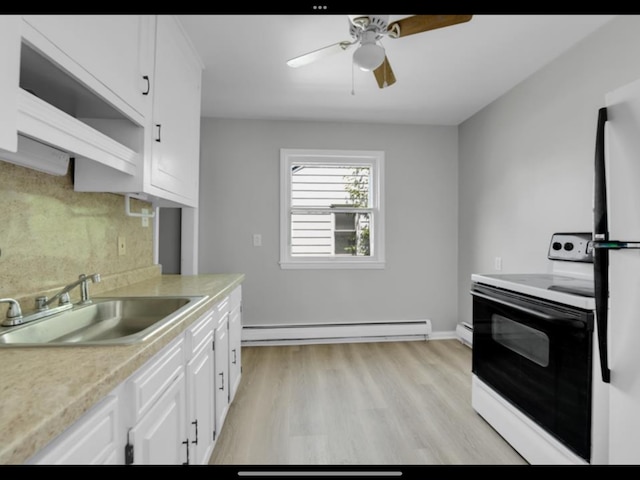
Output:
491 314 550 367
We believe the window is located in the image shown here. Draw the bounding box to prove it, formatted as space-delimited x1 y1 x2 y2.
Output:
280 149 385 269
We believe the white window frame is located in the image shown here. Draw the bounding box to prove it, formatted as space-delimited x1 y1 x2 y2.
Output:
280 148 385 269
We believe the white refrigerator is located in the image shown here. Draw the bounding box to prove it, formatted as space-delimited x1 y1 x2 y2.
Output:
593 76 640 464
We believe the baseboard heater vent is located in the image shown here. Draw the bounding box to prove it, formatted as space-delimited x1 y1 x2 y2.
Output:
456 321 473 348
241 320 431 346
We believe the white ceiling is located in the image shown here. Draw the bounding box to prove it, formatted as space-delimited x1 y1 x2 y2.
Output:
177 14 616 126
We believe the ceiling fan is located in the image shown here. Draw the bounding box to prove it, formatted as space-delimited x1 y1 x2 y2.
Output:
286 14 473 89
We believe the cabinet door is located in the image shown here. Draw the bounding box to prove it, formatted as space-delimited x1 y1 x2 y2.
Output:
0 15 20 152
150 15 202 207
129 371 188 465
214 315 230 435
28 394 121 465
228 303 242 402
186 333 215 465
21 15 150 120
127 337 185 423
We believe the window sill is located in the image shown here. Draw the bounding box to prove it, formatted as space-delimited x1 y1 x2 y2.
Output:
279 260 386 270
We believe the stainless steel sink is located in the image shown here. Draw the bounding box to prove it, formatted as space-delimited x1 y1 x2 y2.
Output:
0 296 206 347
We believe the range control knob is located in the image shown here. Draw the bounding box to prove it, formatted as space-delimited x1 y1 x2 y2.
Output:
552 242 562 251
564 242 574 251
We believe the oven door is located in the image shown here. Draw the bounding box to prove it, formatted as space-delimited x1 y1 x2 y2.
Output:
471 284 594 461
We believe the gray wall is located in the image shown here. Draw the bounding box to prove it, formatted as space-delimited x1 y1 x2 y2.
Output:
458 15 640 324
199 119 459 332
158 207 181 274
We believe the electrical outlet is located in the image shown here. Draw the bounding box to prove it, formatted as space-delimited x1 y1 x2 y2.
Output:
253 234 262 247
141 209 149 227
494 256 502 271
118 236 126 256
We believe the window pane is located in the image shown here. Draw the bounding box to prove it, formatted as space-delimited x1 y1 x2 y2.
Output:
291 165 370 208
291 211 370 257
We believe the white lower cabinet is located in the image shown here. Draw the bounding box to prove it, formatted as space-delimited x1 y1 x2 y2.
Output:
186 310 216 464
127 371 188 465
214 308 230 433
27 286 242 465
27 393 122 465
228 286 242 402
124 336 187 465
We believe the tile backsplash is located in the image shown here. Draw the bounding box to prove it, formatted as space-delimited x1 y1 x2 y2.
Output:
0 159 154 302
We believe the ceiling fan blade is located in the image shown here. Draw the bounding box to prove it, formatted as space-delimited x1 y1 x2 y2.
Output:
387 14 473 38
286 41 353 68
373 56 396 89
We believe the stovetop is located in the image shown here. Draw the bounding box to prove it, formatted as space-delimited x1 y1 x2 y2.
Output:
471 273 596 310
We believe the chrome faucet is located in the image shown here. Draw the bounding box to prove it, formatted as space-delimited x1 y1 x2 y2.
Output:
41 273 102 308
1 273 101 327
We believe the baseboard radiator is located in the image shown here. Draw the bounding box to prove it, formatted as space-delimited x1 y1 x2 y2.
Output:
241 320 431 346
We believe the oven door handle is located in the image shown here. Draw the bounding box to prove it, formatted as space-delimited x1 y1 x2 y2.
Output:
471 290 556 320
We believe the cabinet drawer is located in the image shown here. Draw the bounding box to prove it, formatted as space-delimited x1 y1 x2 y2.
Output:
186 308 214 356
127 336 185 422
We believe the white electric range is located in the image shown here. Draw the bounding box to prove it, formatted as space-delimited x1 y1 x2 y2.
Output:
468 233 608 465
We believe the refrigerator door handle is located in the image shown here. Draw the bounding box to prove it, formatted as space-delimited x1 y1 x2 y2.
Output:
593 240 640 250
593 106 611 383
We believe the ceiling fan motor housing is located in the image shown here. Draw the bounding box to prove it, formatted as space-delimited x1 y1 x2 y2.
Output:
349 15 389 40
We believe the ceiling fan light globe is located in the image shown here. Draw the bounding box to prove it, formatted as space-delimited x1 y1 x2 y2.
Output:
353 43 385 71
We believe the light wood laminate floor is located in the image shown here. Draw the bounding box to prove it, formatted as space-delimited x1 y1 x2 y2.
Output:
209 339 526 465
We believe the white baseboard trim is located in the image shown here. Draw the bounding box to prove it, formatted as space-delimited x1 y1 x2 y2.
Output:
428 330 457 340
241 320 431 347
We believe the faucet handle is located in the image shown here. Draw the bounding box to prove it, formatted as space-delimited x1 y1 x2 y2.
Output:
35 296 49 311
0 298 23 319
58 292 71 306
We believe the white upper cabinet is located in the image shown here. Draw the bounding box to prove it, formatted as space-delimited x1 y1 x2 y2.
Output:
0 15 151 176
0 15 203 208
0 16 20 153
148 15 202 206
21 15 153 123
72 15 204 208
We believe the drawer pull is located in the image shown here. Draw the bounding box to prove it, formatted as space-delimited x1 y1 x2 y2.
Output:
191 420 198 445
182 438 189 465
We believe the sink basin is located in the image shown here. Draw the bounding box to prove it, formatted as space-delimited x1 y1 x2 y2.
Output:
0 296 207 347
